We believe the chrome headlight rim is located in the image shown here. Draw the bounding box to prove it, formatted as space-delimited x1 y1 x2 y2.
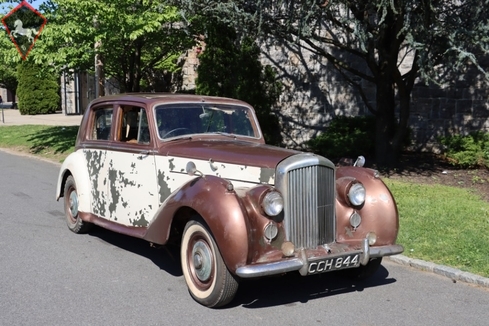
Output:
347 182 366 207
261 190 284 217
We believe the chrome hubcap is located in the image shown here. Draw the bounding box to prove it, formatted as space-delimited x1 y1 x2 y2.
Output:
69 190 79 217
191 240 212 282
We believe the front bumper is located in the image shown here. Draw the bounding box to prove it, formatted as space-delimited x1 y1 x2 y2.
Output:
235 239 404 278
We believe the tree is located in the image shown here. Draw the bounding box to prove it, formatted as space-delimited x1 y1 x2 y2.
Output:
176 0 489 165
0 64 18 106
0 1 35 105
33 0 195 93
195 20 282 145
17 60 59 115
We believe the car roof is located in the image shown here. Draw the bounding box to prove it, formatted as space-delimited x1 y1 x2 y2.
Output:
88 93 251 108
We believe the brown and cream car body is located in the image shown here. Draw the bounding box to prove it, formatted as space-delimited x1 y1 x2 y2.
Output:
56 93 403 307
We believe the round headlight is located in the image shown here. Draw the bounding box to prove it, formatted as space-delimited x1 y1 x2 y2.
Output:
348 183 366 207
262 190 284 216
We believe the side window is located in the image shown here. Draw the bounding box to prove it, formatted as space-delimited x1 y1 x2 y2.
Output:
119 107 150 144
91 108 113 140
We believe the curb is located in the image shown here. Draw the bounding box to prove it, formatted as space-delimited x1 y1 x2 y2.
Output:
388 255 489 288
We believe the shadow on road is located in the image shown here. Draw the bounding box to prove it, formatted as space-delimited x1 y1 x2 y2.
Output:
86 226 397 308
87 226 182 277
231 266 395 308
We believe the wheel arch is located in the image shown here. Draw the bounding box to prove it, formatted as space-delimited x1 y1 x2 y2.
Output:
144 175 250 274
336 166 399 245
56 151 92 213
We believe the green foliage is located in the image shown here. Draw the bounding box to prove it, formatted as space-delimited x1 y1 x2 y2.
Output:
196 21 282 145
29 0 194 92
439 132 489 169
0 63 18 102
177 0 489 165
16 60 59 115
307 116 376 160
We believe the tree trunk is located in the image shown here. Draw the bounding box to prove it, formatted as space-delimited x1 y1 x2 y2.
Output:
374 76 398 166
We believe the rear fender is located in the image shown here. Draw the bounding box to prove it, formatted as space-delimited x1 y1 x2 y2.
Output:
56 151 91 213
144 175 249 273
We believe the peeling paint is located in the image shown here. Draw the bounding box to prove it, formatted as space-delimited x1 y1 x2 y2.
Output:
157 156 272 190
85 150 108 218
108 165 119 215
158 169 172 204
259 168 275 185
104 151 159 226
84 148 277 229
131 210 149 227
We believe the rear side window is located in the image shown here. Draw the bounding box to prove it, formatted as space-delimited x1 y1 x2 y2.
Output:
118 107 150 144
90 108 113 140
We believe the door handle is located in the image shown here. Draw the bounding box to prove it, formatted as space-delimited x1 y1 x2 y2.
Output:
137 151 150 160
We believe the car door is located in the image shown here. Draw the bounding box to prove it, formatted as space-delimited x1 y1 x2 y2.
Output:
105 104 159 227
83 104 114 219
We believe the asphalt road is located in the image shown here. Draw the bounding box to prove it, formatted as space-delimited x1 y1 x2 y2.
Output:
1 150 488 326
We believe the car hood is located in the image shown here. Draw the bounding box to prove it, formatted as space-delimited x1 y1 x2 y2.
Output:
160 139 300 169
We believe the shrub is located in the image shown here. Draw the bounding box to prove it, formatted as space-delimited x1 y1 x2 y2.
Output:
17 61 59 115
439 132 489 169
307 116 376 161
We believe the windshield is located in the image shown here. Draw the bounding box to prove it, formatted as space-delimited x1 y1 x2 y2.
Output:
154 104 259 139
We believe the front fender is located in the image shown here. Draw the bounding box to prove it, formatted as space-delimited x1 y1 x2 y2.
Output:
144 175 249 273
56 150 91 213
336 166 399 246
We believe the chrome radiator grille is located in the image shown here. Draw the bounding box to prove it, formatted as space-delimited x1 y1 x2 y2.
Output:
276 154 336 249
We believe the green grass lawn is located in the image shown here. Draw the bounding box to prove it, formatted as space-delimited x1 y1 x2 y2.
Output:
0 125 78 163
0 124 488 277
384 179 489 277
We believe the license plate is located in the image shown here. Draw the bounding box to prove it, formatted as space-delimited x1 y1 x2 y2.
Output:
307 254 360 275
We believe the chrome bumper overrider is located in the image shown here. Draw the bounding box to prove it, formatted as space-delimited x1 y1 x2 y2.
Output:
235 242 404 278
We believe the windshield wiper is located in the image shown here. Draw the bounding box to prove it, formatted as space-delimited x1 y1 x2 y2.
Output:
166 136 193 141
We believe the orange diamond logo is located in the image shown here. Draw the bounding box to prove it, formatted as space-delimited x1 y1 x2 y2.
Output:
2 0 47 60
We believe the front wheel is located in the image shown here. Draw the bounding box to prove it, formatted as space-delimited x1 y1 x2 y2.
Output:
181 219 238 307
63 175 92 233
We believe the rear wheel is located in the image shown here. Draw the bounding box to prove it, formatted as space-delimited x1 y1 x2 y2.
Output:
63 176 92 233
180 219 238 307
345 257 382 280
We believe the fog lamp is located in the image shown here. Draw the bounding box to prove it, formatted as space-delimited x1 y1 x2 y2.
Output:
281 241 295 257
367 232 377 246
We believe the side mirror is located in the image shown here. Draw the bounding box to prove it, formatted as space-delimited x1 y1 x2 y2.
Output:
186 161 204 177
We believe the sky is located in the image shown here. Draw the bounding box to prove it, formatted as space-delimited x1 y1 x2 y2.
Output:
29 0 46 10
1 0 46 14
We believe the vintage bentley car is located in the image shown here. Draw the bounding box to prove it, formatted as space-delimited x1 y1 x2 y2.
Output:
56 93 403 307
